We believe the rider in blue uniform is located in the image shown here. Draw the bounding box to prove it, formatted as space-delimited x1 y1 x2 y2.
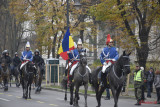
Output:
100 34 119 87
20 41 33 76
68 38 92 84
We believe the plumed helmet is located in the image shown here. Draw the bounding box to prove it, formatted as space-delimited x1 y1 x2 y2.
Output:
106 34 113 45
25 41 30 48
77 38 82 45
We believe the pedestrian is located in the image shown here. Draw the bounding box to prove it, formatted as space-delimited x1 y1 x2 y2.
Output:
146 67 155 98
154 70 160 104
104 88 110 100
140 67 146 103
134 64 145 105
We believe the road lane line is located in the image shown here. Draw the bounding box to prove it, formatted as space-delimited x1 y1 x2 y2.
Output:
7 94 13 96
27 99 32 100
16 96 21 99
0 98 10 101
49 104 58 106
37 101 44 104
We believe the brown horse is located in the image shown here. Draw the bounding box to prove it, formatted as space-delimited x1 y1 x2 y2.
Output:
0 58 10 91
35 63 42 93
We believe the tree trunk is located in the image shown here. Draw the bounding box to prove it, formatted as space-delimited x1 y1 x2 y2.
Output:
52 33 58 58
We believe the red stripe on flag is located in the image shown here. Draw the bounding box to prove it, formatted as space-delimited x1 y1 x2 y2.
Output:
69 46 74 51
60 52 68 60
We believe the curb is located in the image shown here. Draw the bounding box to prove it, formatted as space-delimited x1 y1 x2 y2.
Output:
42 87 136 100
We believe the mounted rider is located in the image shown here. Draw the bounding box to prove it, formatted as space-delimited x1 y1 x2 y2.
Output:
68 38 92 84
100 34 119 87
13 52 21 72
33 49 45 75
20 41 33 75
0 50 12 73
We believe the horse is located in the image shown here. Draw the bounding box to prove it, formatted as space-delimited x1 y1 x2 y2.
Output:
91 51 131 107
71 51 89 107
61 51 89 107
10 65 21 87
34 63 43 93
61 61 78 105
0 58 10 91
21 60 35 99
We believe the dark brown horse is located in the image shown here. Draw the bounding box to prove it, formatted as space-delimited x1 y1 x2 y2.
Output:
0 58 10 91
35 63 42 93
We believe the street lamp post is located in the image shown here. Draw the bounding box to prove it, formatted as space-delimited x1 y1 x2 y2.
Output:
66 0 69 29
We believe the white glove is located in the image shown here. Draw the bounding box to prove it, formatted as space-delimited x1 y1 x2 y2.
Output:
112 59 116 61
103 62 107 65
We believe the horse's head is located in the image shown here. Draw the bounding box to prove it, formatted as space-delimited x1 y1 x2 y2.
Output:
27 61 35 72
119 51 131 75
79 50 87 66
1 58 7 68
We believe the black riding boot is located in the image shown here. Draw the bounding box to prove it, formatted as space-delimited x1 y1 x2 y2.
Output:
68 75 73 87
89 73 92 84
101 72 107 87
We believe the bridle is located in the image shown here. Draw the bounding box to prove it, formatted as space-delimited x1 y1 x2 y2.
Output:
113 55 130 80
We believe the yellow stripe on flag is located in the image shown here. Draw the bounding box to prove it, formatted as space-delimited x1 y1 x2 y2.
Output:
58 45 63 54
69 36 74 48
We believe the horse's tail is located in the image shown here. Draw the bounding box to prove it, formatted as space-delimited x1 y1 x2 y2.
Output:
61 75 68 89
91 66 102 91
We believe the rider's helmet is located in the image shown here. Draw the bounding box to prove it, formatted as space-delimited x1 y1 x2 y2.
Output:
77 38 82 49
106 34 113 45
2 50 9 56
34 49 40 55
25 41 30 48
77 38 82 45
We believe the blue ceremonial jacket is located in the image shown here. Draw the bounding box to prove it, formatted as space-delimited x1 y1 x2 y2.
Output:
68 49 80 62
100 46 119 64
21 50 33 61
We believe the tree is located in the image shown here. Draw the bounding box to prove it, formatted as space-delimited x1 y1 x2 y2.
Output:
90 0 160 69
0 0 25 57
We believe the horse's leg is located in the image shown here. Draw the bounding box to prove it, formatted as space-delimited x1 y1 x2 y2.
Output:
116 86 122 105
97 86 106 107
26 82 29 99
111 86 118 107
84 83 88 107
95 84 99 103
29 83 31 99
75 84 80 107
70 83 74 105
64 82 67 101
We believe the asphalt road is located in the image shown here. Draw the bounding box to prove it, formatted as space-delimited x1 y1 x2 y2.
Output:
0 85 159 107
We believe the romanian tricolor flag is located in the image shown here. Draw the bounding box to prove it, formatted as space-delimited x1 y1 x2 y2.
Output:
58 28 74 60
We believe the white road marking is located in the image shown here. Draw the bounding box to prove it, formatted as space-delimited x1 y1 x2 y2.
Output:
49 104 58 106
0 98 10 102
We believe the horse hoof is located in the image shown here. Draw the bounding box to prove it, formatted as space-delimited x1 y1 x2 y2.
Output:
70 101 73 105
